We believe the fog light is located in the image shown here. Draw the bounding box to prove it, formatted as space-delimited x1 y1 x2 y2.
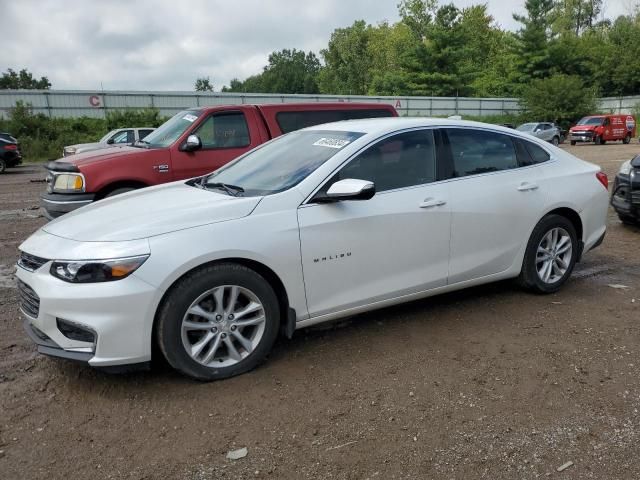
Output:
56 318 96 344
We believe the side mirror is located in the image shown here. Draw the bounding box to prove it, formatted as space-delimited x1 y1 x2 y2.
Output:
107 138 115 145
315 178 375 203
181 134 202 152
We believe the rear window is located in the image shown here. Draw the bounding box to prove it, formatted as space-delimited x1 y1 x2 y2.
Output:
523 141 551 165
276 109 394 134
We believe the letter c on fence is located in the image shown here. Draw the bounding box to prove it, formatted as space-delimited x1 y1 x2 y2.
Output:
89 95 101 107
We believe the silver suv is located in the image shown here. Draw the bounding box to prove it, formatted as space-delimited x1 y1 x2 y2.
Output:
63 127 155 156
516 122 562 146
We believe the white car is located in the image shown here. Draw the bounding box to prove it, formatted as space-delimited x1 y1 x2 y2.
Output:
62 127 155 156
17 118 609 380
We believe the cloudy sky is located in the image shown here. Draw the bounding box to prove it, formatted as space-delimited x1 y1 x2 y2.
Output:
2 0 635 91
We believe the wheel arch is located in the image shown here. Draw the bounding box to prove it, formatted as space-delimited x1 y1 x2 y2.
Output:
541 206 584 260
152 257 295 352
95 179 149 199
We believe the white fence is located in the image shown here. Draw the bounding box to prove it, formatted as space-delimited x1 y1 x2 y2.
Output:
0 90 638 119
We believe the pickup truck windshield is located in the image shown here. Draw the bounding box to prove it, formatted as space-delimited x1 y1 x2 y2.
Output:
143 110 203 148
577 117 604 126
202 130 364 196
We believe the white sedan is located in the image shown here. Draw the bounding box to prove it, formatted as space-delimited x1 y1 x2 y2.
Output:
17 118 609 380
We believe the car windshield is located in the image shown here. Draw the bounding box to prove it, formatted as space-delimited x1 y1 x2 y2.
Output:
200 130 365 196
142 110 203 148
577 117 604 126
516 123 537 132
99 130 118 143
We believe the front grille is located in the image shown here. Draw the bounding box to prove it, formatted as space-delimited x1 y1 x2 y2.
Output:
18 251 49 272
17 280 40 318
632 189 640 206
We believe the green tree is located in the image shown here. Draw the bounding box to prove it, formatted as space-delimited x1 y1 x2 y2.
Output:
194 77 214 92
0 68 51 89
513 0 556 85
319 20 373 95
520 74 597 127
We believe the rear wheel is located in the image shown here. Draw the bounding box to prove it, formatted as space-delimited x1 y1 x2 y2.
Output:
518 215 578 294
0 159 5 174
157 263 280 381
623 134 631 144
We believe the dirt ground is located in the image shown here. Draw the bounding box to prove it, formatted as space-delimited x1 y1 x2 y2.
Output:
1 143 639 480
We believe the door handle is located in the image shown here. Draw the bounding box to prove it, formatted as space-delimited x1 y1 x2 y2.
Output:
517 182 539 192
419 198 447 209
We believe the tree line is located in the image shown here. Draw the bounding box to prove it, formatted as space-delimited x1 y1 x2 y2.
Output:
195 0 639 103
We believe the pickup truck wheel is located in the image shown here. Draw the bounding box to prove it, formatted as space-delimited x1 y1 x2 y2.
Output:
157 263 280 381
105 187 135 198
595 136 603 145
551 136 560 146
570 140 576 146
518 215 578 294
623 134 631 144
0 159 5 174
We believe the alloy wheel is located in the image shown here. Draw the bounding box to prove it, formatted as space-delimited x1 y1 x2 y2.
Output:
536 227 573 284
181 285 266 368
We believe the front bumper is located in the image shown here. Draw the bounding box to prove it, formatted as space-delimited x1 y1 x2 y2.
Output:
611 173 640 220
40 192 95 220
16 256 158 367
570 132 594 143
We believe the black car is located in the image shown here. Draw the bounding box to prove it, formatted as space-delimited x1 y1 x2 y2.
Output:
611 154 640 225
0 132 22 173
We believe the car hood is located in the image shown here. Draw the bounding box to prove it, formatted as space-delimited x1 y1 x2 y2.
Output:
42 182 262 242
67 142 109 151
52 146 146 169
570 125 596 132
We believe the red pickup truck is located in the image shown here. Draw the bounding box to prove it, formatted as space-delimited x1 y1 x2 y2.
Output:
41 103 397 219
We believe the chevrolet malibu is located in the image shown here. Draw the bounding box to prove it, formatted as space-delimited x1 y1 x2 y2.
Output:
17 118 609 381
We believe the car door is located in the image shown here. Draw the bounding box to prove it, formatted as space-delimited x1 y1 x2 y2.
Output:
441 128 548 284
170 109 259 180
297 128 451 318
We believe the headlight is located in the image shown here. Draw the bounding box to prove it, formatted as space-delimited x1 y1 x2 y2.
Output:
50 255 149 283
619 160 632 175
52 173 85 193
64 147 76 156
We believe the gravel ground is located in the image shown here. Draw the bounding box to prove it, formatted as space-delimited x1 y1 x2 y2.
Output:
1 143 639 480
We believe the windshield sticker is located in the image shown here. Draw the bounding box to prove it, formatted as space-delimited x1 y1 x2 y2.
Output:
312 138 351 149
182 114 198 123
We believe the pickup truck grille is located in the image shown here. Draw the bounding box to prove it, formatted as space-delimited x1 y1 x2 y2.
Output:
18 252 49 272
17 280 40 319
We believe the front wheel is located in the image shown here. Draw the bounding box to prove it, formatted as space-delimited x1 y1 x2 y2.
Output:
157 263 280 381
595 136 604 145
518 215 578 294
570 140 576 146
623 134 631 144
0 159 5 174
551 136 560 146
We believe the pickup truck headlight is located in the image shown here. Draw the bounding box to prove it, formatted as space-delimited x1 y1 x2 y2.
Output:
51 173 85 193
63 147 77 156
50 255 149 283
619 160 632 175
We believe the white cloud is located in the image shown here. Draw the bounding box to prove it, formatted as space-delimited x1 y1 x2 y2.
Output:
2 0 633 91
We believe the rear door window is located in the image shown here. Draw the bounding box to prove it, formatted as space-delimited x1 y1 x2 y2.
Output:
443 128 518 178
138 129 154 140
276 109 394 134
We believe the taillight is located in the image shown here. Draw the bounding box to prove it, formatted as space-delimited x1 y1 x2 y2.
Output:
596 171 608 190
4 144 17 150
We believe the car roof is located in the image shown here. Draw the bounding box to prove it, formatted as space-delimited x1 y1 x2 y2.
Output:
302 117 520 136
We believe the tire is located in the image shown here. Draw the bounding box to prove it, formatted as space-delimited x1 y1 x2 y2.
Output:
595 136 603 145
623 134 631 144
570 140 576 146
105 187 136 198
551 136 560 146
518 214 578 294
618 214 639 226
157 263 280 381
0 159 5 174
